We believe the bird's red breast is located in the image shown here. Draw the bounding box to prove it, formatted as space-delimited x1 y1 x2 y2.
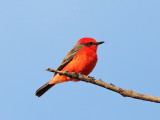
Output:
49 45 98 84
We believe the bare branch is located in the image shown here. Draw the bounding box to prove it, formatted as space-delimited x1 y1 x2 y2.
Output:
46 68 160 103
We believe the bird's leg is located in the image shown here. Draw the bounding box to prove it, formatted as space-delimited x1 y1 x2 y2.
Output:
71 72 79 79
88 76 96 83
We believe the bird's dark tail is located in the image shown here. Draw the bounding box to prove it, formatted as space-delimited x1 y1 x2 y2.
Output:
35 82 55 97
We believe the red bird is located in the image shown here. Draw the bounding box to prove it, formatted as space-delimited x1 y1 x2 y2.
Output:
35 37 104 97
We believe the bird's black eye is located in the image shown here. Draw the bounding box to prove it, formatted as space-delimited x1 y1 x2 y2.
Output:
89 42 93 45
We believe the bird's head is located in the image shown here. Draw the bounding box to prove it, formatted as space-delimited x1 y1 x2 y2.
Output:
77 37 104 51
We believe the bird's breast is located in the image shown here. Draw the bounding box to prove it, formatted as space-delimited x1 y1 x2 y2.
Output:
50 47 98 84
64 47 98 75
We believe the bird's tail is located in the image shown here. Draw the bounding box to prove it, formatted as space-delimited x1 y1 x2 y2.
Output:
35 82 55 97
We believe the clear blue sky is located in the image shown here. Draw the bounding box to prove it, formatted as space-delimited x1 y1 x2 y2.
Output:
1 0 160 120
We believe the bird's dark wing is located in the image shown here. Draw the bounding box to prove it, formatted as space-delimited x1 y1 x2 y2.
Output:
56 43 84 71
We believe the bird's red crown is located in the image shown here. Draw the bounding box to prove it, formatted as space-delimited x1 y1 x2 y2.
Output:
77 37 97 44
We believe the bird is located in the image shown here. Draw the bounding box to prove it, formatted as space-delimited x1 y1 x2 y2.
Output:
35 37 104 97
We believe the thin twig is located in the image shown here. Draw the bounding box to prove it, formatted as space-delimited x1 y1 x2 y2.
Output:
46 68 160 103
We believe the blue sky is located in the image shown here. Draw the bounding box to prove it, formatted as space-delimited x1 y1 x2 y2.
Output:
1 0 160 120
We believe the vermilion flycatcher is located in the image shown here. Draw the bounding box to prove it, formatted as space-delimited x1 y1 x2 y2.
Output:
35 37 104 97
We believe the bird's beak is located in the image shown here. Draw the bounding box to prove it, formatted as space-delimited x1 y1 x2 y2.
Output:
96 41 104 45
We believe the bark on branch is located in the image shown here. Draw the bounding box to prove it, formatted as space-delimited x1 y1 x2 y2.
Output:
46 68 160 103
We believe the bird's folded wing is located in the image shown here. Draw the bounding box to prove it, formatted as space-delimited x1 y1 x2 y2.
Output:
56 43 84 72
